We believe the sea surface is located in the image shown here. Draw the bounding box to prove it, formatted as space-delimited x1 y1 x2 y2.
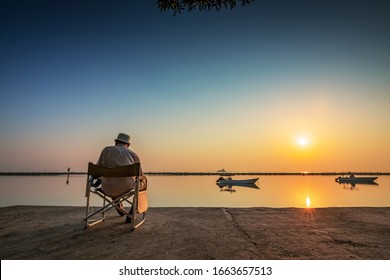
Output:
0 175 389 208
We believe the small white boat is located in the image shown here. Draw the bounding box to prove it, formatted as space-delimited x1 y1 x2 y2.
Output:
216 177 259 186
335 176 377 184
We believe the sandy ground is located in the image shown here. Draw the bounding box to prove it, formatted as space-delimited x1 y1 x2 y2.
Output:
0 206 389 260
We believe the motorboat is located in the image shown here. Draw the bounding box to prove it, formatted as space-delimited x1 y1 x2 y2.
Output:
216 177 259 186
335 175 378 184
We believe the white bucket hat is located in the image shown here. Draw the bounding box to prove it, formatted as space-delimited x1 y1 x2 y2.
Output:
115 133 130 144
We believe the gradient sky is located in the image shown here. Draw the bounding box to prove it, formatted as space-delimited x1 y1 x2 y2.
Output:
1 0 389 172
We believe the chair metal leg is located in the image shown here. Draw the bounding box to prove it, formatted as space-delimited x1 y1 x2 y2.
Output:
84 190 112 228
84 189 138 229
134 212 147 229
84 169 147 230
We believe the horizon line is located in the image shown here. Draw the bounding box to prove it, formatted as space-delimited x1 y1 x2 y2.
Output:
1 171 390 176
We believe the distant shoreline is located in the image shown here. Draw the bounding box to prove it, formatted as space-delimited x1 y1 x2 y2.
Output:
0 172 86 176
1 171 389 176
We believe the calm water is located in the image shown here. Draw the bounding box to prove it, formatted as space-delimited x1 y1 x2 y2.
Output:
0 175 389 208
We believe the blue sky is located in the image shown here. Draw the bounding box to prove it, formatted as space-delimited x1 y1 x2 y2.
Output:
1 0 389 172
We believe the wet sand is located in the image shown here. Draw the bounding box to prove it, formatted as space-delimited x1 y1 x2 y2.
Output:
0 206 389 260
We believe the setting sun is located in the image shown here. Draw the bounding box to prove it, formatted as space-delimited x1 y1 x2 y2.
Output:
297 136 310 147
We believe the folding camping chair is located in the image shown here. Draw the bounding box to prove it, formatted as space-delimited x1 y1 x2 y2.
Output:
84 162 148 230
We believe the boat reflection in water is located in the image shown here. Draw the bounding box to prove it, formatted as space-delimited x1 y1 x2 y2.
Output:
218 183 259 193
335 175 379 190
216 176 259 193
216 176 259 186
219 185 237 193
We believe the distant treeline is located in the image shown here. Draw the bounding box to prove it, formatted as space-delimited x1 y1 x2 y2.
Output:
1 171 389 176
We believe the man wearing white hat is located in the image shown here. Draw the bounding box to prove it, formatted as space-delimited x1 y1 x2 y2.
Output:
95 132 142 221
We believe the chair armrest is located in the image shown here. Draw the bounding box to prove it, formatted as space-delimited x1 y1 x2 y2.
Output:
139 176 147 191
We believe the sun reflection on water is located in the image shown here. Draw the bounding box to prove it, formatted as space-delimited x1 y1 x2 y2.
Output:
306 196 311 208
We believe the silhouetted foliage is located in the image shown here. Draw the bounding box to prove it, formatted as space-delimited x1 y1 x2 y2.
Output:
157 0 254 16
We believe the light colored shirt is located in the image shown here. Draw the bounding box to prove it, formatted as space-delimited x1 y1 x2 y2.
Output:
96 144 141 198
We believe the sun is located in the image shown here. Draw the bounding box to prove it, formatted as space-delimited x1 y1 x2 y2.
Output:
297 136 309 147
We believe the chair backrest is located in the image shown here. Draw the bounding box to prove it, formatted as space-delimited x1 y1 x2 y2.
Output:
87 162 141 177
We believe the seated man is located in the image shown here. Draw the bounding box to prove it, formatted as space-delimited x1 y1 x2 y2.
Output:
95 132 143 222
